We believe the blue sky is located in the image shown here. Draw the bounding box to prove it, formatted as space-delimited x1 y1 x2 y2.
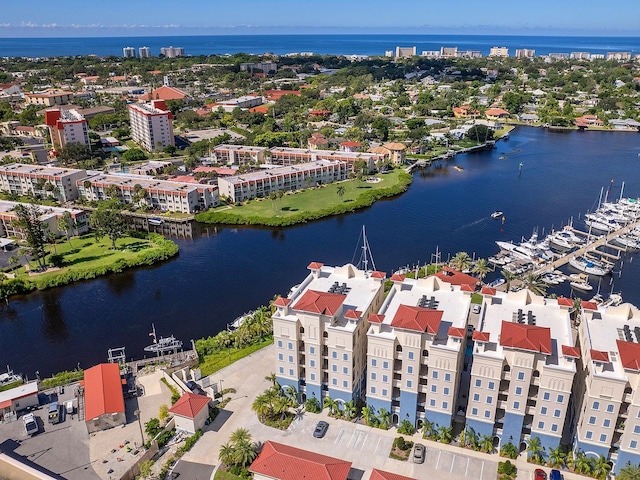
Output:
1 0 638 37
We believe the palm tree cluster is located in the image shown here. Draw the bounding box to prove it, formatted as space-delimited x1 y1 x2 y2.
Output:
360 404 391 429
218 428 258 475
252 375 299 427
323 396 357 421
420 418 457 445
566 450 612 480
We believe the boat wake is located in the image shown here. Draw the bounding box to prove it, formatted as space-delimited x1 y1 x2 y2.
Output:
453 217 489 232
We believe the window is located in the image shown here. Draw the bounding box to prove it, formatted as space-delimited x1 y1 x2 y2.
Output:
442 401 448 409
541 407 548 415
407 366 413 374
445 373 451 382
607 404 614 413
484 410 491 418
592 401 600 410
585 431 593 440
277 340 283 348
310 360 315 367
487 396 493 405
515 387 523 396
475 379 481 387
310 373 316 381
430 399 436 407
279 366 284 374
288 355 294 363
551 424 558 432
472 407 478 416
343 353 348 361
444 387 450 396
557 394 564 403
278 353 283 361
538 421 544 429
383 361 389 369
332 351 337 359
332 378 337 386
631 440 638 449
371 373 377 380
288 342 293 350
473 394 480 401
433 371 439 379
372 359 377 367
332 365 337 372
343 367 348 375
588 416 596 425
488 381 495 390
431 385 437 393
554 409 561 418
382 375 388 383
543 392 550 401
634 425 640 434
343 381 348 388
407 380 413 388
382 389 388 396
517 372 525 380
513 401 520 409
603 419 610 428
408 352 414 360
309 346 315 354
600 434 607 443
371 386 376 394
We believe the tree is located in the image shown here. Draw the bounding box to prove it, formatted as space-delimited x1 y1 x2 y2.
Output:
526 436 545 464
377 407 391 430
573 451 592 475
336 185 346 200
501 269 517 292
617 464 640 480
361 405 375 426
500 442 518 459
47 231 57 254
158 404 170 424
58 142 91 165
144 417 161 438
465 124 494 143
397 419 415 435
451 251 472 271
472 258 491 283
138 460 154 479
591 456 612 480
421 418 436 438
323 396 338 416
521 272 548 297
463 427 478 449
121 148 148 163
8 255 19 272
56 211 75 246
12 204 48 269
437 425 453 444
343 400 356 421
90 199 127 249
547 446 566 468
163 145 177 155
371 117 391 141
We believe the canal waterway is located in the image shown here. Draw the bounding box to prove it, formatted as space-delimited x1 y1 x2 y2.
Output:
2 126 640 377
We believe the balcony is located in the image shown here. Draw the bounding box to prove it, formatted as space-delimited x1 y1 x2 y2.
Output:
393 360 403 371
502 371 512 381
419 365 429 377
497 400 508 410
623 392 633 403
393 379 402 388
532 376 540 386
419 384 429 394
322 347 328 357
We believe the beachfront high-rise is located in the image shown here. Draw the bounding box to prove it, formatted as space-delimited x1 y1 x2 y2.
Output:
128 100 175 152
123 47 136 58
138 46 151 58
272 263 386 403
575 302 640 473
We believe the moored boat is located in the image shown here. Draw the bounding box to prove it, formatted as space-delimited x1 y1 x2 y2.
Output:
491 211 503 219
144 324 182 353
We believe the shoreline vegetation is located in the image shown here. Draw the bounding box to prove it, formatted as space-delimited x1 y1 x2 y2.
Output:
1 232 178 298
195 169 413 227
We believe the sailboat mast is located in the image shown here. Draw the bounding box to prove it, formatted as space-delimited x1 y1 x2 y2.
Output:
620 182 625 202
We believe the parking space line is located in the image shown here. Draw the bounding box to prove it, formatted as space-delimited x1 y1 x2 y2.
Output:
359 432 369 450
480 459 485 480
450 454 456 473
436 450 442 469
374 437 381 453
335 428 345 445
465 457 470 477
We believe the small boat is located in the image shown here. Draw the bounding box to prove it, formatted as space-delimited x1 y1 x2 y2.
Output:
568 256 612 276
148 217 164 226
570 280 593 292
144 324 182 353
227 311 253 331
488 278 506 288
498 155 506 160
453 165 464 172
491 211 504 219
0 366 21 386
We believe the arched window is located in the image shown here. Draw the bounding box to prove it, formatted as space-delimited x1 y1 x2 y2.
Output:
503 365 511 372
396 344 403 352
299 326 305 334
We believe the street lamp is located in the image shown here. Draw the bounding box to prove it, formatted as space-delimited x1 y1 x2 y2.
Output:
134 409 144 447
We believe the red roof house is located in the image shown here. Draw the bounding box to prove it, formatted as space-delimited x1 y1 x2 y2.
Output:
249 441 352 480
390 305 443 334
169 392 211 434
434 267 479 286
84 363 126 433
499 321 552 354
293 290 346 316
141 85 188 101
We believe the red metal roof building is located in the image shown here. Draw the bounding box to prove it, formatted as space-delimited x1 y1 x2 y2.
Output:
169 392 211 434
84 363 126 433
249 441 352 480
370 469 417 480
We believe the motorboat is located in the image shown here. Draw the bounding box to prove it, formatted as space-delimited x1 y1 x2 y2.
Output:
568 256 612 276
144 324 183 353
612 235 640 250
488 278 506 288
570 280 593 291
0 367 21 386
602 293 623 307
148 217 164 226
491 211 504 219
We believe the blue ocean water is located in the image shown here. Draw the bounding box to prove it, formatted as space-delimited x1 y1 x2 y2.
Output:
1 34 639 58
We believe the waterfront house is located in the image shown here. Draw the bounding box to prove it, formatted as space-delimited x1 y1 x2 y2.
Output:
169 392 211 434
0 382 39 422
83 363 126 434
485 108 510 120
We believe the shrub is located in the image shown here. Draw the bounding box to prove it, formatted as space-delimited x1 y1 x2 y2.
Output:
397 419 416 435
498 460 517 480
305 397 321 413
157 428 176 448
39 369 84 390
500 442 519 459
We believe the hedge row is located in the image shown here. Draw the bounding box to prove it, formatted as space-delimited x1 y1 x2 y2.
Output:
196 171 412 227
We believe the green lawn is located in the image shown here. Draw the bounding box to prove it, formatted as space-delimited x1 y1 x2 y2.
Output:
214 470 245 480
196 169 412 227
199 336 274 377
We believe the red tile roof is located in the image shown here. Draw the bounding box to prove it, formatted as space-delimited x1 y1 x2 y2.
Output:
499 321 552 354
344 309 362 320
448 326 466 338
581 301 599 311
84 364 125 420
481 287 497 296
590 349 610 363
390 273 405 282
370 469 417 480
171 175 200 183
557 297 573 307
293 290 346 316
273 297 292 307
263 90 301 101
368 313 385 323
390 305 443 334
460 284 476 292
249 441 351 480
616 340 640 371
340 141 362 147
169 392 210 419
308 262 324 270
141 85 187 101
250 105 270 114
371 271 386 279
486 108 510 116
473 330 490 342
562 345 580 358
434 267 479 286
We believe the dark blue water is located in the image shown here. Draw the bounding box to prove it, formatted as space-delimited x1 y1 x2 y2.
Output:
1 34 639 58
1 127 640 378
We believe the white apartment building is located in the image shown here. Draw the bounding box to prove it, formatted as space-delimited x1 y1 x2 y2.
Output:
213 145 268 165
44 108 90 150
272 262 387 404
0 163 87 201
123 47 136 58
395 47 416 58
217 160 349 203
515 49 536 59
214 95 263 112
77 173 219 213
489 46 510 58
128 100 175 152
366 274 471 428
160 46 184 58
575 302 640 473
465 289 576 452
240 62 278 74
570 52 592 60
606 52 632 61
138 46 151 58
268 147 383 171
0 200 88 239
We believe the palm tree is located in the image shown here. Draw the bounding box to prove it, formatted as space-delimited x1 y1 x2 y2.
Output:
57 211 75 247
269 191 277 211
570 296 583 326
8 255 19 272
218 442 236 467
617 464 640 480
450 252 472 271
283 385 299 407
18 247 31 270
501 269 517 292
276 190 284 209
230 428 252 445
421 418 436 439
472 258 491 283
437 425 453 444
233 439 257 469
527 436 545 464
337 185 346 200
343 400 356 421
463 427 478 449
377 408 391 430
521 272 548 296
479 434 493 453
265 373 279 389
252 392 273 420
323 396 338 416
361 405 374 426
47 231 57 255
547 446 566 468
573 451 592 475
591 455 612 480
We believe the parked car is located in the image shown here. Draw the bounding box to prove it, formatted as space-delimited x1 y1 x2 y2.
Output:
535 469 547 480
313 421 329 438
413 443 426 463
23 413 38 436
550 470 562 480
47 402 61 424
186 381 205 396
472 304 481 314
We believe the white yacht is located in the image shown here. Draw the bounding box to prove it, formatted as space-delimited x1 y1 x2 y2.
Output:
568 256 612 276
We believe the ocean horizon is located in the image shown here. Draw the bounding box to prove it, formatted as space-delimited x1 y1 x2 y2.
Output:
1 34 639 58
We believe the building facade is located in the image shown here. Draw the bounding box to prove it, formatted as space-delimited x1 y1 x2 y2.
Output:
25 91 74 107
489 47 509 58
123 47 136 58
160 46 184 58
44 109 90 150
0 200 88 239
128 100 175 152
138 46 151 58
0 163 87 202
272 263 386 405
515 49 536 59
213 144 268 165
